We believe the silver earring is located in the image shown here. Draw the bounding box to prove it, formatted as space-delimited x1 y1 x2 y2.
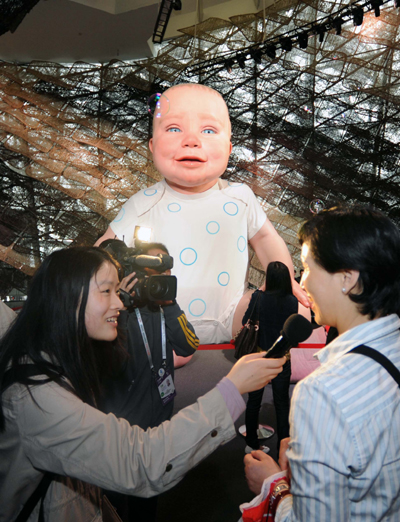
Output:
342 287 346 294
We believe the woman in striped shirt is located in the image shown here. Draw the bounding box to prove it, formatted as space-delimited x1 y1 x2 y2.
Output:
244 204 400 521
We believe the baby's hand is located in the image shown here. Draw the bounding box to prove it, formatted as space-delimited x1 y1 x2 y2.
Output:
292 279 310 307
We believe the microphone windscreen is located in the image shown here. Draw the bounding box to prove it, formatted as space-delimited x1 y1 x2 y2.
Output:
282 314 313 345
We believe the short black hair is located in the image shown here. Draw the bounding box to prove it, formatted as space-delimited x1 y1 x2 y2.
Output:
298 205 400 319
140 242 169 255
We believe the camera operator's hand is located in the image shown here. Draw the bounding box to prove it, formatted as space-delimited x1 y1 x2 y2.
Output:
226 353 285 395
119 272 138 297
155 299 175 307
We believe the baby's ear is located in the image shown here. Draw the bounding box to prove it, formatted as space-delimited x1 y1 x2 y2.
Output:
229 142 232 154
149 138 153 152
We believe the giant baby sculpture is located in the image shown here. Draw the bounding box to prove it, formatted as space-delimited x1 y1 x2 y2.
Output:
96 84 308 345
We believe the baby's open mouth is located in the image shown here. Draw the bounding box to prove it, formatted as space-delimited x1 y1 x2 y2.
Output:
177 157 205 162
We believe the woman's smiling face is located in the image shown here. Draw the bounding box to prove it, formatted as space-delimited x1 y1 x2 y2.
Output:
84 262 123 341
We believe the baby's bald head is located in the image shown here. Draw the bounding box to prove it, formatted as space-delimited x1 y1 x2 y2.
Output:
152 83 231 137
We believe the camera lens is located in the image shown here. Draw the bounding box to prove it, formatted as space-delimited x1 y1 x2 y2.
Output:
149 278 168 299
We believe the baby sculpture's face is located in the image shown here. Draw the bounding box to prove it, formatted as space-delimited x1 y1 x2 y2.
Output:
149 85 232 193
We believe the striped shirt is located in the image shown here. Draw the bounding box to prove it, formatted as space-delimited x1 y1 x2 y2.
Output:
277 314 400 521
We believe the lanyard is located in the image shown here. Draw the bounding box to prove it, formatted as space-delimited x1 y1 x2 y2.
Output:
135 307 166 374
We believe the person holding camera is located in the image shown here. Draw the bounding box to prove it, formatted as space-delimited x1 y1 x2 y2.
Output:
99 242 198 521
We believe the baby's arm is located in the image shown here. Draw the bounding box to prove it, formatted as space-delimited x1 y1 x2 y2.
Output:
94 226 117 246
249 221 309 307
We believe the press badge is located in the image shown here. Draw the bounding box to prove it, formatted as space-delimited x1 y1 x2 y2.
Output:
156 370 176 406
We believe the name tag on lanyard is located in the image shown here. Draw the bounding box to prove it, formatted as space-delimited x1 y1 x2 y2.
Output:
135 307 176 406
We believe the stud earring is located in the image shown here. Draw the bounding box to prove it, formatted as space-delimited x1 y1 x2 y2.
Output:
342 287 346 294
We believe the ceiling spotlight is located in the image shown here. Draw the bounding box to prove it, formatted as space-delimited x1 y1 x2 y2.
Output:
280 37 292 52
224 58 234 73
316 25 326 43
265 44 276 60
250 48 263 64
237 54 246 69
298 31 308 49
371 0 383 16
332 17 343 35
353 7 364 26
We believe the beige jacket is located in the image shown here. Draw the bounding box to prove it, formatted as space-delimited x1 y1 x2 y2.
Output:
0 379 236 521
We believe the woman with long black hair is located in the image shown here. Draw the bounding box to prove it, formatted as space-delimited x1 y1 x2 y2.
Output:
0 246 284 522
243 261 308 453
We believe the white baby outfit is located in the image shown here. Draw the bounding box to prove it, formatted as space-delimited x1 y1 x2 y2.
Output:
110 179 266 343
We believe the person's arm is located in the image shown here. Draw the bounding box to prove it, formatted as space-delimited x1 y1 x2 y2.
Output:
94 190 143 247
94 226 117 246
278 437 291 475
17 353 285 499
0 300 16 338
242 291 258 326
283 378 352 520
163 303 199 356
249 221 309 308
244 377 352 521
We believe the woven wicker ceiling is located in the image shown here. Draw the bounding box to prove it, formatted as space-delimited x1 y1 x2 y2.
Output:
1 0 400 295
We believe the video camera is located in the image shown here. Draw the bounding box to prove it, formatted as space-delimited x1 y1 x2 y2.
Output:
99 239 177 308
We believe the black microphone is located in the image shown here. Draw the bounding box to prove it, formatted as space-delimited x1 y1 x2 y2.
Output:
263 314 313 359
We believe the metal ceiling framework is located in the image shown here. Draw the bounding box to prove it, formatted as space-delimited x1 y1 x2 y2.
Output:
152 0 183 44
0 0 400 296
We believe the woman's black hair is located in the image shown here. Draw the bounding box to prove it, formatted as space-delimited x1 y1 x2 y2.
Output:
298 204 400 319
0 246 124 431
265 261 293 296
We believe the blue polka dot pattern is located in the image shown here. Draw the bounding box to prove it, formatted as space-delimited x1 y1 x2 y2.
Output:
237 236 247 252
113 207 125 223
217 272 230 286
189 299 206 317
144 188 157 196
180 248 197 266
168 203 182 213
223 201 239 216
206 221 220 234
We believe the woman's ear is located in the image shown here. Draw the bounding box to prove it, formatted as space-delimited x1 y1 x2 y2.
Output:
342 270 360 295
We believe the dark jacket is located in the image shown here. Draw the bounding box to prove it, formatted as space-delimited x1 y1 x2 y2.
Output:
99 302 198 429
242 290 298 351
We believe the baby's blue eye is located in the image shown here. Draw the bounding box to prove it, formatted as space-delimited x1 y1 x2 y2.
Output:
167 127 181 133
202 129 216 134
